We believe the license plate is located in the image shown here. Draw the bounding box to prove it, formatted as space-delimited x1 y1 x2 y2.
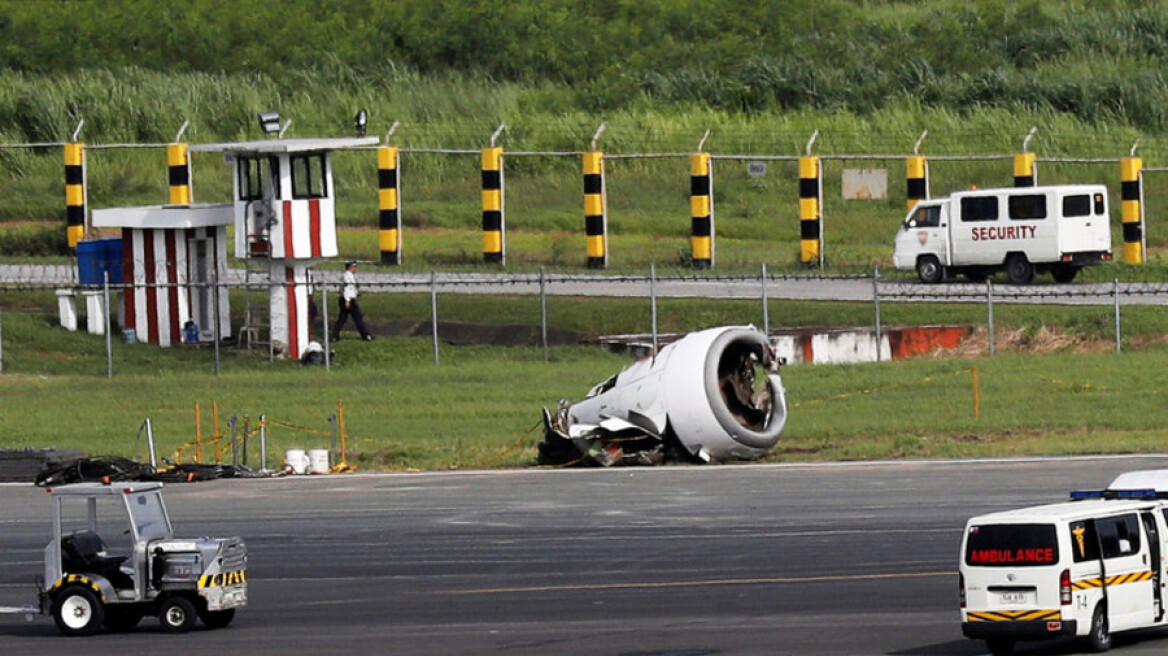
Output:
1000 591 1028 604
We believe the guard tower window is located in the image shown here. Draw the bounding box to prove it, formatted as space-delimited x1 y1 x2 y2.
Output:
291 153 327 199
239 156 280 201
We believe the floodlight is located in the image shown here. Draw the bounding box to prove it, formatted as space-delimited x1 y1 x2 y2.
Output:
257 112 281 135
354 108 369 137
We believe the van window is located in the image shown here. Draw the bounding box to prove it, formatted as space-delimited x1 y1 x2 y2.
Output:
906 205 942 228
1063 195 1091 217
965 524 1058 567
1097 514 1141 558
1009 194 1047 220
961 196 998 222
1094 193 1105 215
1069 520 1100 562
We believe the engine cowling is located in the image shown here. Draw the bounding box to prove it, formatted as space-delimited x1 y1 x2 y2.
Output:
541 325 787 465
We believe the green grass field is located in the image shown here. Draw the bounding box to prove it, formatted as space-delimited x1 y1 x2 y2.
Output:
3 289 1167 471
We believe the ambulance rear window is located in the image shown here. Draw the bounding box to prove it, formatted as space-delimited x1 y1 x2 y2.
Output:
965 524 1058 567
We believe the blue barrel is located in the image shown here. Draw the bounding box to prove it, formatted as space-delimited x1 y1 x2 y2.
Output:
77 237 123 285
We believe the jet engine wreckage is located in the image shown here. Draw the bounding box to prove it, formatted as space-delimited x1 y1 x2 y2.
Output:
538 326 787 466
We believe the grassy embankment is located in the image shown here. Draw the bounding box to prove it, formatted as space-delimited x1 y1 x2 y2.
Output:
3 287 1168 470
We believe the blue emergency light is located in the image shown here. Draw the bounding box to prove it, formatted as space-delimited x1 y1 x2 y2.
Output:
1070 488 1158 500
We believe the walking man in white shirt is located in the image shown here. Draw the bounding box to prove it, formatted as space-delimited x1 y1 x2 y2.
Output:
332 261 373 341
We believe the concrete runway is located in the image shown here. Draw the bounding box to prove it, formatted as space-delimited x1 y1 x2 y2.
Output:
4 456 1168 655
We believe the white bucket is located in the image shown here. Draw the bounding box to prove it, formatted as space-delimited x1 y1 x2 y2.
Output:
284 449 308 475
307 448 331 474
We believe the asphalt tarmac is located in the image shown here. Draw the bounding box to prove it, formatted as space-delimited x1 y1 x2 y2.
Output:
4 456 1168 655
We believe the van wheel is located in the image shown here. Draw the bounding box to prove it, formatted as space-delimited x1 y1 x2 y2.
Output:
1085 603 1112 652
51 584 105 636
1051 263 1079 283
1005 254 1034 285
158 595 198 633
916 255 944 284
986 638 1014 655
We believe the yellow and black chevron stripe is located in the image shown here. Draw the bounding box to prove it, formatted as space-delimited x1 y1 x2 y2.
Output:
1073 570 1154 590
54 574 107 603
966 609 1060 623
199 569 248 588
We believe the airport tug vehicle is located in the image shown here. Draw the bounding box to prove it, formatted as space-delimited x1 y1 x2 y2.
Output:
30 481 246 636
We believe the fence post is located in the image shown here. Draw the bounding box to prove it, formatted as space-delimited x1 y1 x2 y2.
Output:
103 272 113 378
1114 278 1122 353
212 270 221 375
378 142 403 265
760 263 769 336
986 279 995 356
430 269 440 366
690 146 713 269
540 266 549 363
322 284 331 370
1121 153 1145 264
65 137 87 248
650 263 659 356
799 146 823 268
873 264 882 363
145 418 157 469
1 303 5 373
259 414 267 472
583 146 607 269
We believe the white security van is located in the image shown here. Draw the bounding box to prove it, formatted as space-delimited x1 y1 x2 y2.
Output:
960 471 1168 655
894 185 1113 284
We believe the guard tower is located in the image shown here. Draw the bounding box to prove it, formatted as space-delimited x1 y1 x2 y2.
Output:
190 134 378 359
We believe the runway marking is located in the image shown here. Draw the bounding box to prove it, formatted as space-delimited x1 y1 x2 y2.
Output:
439 570 955 596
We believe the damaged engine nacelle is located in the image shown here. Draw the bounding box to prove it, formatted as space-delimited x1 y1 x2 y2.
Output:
539 325 787 466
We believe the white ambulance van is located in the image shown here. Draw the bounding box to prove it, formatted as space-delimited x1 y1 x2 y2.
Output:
960 470 1168 655
894 185 1113 284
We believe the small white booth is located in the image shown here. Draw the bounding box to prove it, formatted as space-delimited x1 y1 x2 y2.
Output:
91 204 233 347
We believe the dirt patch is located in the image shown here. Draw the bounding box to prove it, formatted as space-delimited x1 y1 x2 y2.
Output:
932 324 1145 358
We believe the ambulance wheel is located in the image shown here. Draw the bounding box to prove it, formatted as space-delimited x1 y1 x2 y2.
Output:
199 607 236 629
985 638 1014 655
158 595 198 633
1085 603 1112 652
916 255 944 284
51 584 105 636
1051 263 1079 283
1005 254 1034 285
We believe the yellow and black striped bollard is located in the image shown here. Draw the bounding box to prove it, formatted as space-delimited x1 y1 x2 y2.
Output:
1121 155 1144 264
690 152 713 269
799 155 821 267
379 145 402 265
65 142 86 247
481 147 504 264
1014 152 1036 187
906 155 928 211
167 142 191 205
583 151 607 269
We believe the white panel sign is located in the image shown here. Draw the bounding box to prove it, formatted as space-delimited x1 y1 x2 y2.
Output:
842 168 888 200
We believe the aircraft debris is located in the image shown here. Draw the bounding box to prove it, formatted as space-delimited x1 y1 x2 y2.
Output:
539 325 787 466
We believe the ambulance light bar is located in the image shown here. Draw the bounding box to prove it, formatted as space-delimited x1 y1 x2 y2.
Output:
1070 489 1159 500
